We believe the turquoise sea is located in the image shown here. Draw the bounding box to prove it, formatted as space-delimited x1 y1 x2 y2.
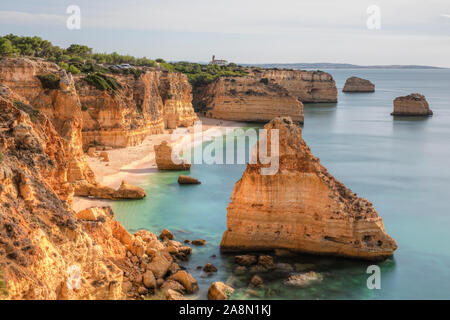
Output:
113 69 450 299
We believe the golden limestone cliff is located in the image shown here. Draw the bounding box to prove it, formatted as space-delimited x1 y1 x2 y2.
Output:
198 76 304 123
0 57 102 199
77 69 198 148
158 71 199 129
77 71 165 149
220 117 397 260
250 69 338 103
0 95 196 300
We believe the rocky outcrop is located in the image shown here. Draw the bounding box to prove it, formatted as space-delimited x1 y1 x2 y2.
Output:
158 71 199 129
154 141 191 170
0 57 98 200
0 84 197 300
343 77 375 92
77 70 198 149
178 175 201 185
250 69 338 103
208 282 234 300
198 76 304 123
391 93 433 116
220 117 398 260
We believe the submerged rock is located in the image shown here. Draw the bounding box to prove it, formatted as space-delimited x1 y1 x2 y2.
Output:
203 263 218 273
220 117 398 260
391 93 433 116
208 282 234 300
284 272 323 287
343 77 375 92
191 239 207 246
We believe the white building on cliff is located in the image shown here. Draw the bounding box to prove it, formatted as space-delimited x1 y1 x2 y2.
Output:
209 55 228 66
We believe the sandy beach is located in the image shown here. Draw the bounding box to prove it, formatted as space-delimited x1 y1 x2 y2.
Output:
72 117 245 212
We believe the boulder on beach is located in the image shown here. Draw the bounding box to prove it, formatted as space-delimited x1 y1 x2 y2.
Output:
391 93 433 116
178 175 201 185
343 76 375 92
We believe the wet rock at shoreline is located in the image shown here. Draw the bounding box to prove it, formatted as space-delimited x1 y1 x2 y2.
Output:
343 76 375 92
191 239 207 246
203 263 218 273
160 228 174 240
284 272 323 287
208 282 234 300
391 93 433 116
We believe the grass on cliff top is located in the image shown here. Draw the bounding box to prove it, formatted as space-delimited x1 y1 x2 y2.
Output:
37 74 60 90
83 72 123 92
164 61 248 88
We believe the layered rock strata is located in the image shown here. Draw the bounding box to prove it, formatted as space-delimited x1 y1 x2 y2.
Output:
250 69 338 103
0 58 97 198
0 94 197 299
391 93 433 116
343 77 375 92
220 117 398 260
199 76 304 123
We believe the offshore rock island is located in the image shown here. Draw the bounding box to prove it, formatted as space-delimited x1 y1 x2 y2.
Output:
220 117 398 260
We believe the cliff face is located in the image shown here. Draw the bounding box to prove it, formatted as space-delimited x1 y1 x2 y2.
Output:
77 70 198 148
391 93 433 116
0 58 97 198
198 76 304 123
251 69 338 103
77 71 165 149
343 77 375 92
220 117 397 260
158 71 199 129
0 95 196 299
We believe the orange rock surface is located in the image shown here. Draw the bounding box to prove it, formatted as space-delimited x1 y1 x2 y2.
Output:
220 117 397 260
198 76 304 123
391 93 433 116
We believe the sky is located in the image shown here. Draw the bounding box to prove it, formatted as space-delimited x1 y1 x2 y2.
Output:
1 0 450 67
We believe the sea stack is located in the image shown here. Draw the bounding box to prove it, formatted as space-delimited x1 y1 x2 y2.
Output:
220 117 397 260
343 77 375 92
391 93 433 116
154 141 191 170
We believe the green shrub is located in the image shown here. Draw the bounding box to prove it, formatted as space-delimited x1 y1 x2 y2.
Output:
83 72 122 92
260 78 269 85
0 150 3 162
68 64 81 74
37 74 60 89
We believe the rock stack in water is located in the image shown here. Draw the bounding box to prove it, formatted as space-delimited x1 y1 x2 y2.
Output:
154 141 191 170
391 93 433 116
220 117 398 260
343 77 375 92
